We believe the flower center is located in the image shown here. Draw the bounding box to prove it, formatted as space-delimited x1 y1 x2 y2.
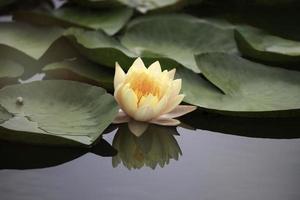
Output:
128 72 161 101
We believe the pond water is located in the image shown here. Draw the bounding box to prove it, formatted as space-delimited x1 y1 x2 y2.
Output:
1 117 300 200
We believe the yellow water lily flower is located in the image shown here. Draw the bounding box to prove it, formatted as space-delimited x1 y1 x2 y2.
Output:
113 58 196 136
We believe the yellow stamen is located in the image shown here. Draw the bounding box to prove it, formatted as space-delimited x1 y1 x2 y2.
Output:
127 72 161 102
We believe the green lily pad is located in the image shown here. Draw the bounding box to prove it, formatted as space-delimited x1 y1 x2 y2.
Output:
235 26 300 63
0 59 24 78
70 0 186 13
0 22 63 60
120 14 237 73
0 59 24 88
64 27 137 68
14 6 133 35
64 27 183 70
181 53 300 116
118 0 185 13
43 58 114 90
0 80 118 146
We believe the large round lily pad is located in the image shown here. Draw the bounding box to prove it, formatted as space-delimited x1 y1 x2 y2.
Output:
0 22 63 60
64 27 137 68
64 27 182 70
120 14 237 73
43 58 114 90
235 26 300 63
70 0 186 13
0 80 118 146
181 53 300 116
14 6 133 35
0 59 24 78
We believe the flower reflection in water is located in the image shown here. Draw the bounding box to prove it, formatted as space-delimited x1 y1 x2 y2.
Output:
112 124 182 170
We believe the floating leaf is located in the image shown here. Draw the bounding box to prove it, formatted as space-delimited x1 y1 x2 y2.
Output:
64 27 137 68
118 0 186 13
0 59 24 88
0 105 12 124
235 26 300 63
0 80 118 146
43 58 114 90
182 53 300 116
0 22 63 60
14 6 133 35
70 0 186 13
64 27 183 70
0 59 24 78
120 14 237 73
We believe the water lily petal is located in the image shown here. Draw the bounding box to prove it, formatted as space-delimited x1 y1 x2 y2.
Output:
128 120 149 137
128 57 146 74
134 105 156 121
161 105 197 119
168 68 176 80
139 94 159 108
114 62 126 89
148 61 161 74
150 117 180 126
118 84 138 117
152 85 173 117
164 94 185 114
113 110 130 124
170 79 182 97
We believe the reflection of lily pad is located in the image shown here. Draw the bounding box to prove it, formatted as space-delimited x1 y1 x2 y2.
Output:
43 58 114 90
182 53 300 116
235 26 300 63
14 6 133 35
120 15 237 73
0 80 118 146
112 124 181 169
0 22 63 60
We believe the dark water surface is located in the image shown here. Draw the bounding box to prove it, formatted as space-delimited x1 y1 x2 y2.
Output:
1 124 300 200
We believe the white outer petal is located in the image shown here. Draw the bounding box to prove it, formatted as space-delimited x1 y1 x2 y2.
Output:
138 94 159 108
170 79 182 97
168 68 176 80
148 61 161 74
150 85 173 118
160 105 197 119
150 117 180 126
134 106 156 121
163 94 185 114
117 84 138 118
114 62 126 89
128 57 146 74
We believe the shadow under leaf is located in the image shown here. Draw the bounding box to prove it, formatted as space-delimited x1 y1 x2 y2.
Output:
181 109 300 139
0 138 117 170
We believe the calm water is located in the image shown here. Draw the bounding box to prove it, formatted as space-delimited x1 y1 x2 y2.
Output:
1 115 300 200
